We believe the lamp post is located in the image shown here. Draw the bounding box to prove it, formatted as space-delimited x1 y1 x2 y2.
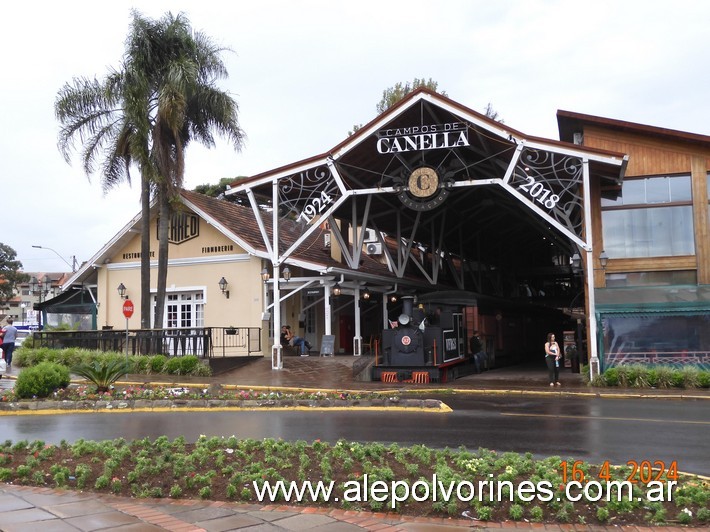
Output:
32 245 77 272
28 275 52 328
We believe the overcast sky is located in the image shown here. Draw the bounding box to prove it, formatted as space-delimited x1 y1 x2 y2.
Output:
4 0 709 274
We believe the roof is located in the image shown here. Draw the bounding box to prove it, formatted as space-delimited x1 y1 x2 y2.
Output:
63 189 416 289
557 109 710 148
224 89 627 282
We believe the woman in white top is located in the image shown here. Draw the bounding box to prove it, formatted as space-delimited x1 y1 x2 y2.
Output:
544 332 561 387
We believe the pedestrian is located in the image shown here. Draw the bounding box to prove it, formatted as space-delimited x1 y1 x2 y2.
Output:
544 332 561 387
1 318 18 369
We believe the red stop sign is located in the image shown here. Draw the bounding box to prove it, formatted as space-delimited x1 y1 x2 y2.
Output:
122 299 134 318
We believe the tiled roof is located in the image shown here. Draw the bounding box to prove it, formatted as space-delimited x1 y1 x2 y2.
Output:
180 189 394 277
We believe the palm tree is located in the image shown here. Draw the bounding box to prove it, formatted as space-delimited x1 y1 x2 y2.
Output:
56 11 244 332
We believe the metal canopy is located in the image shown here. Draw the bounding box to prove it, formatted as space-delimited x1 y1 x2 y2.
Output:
228 88 627 373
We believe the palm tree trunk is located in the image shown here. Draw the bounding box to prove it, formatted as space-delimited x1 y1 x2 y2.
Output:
153 186 170 330
140 173 151 330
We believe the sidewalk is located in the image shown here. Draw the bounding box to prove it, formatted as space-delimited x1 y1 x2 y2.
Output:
0 484 680 532
0 356 707 531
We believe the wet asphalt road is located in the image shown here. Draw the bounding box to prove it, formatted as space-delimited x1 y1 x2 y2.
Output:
1 393 708 475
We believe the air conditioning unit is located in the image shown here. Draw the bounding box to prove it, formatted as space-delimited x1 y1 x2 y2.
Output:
363 228 377 242
366 242 383 255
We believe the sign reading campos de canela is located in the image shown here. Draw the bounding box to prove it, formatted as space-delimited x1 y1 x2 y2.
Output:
376 122 469 154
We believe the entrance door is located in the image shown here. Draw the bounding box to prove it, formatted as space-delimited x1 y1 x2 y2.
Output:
154 291 205 354
339 314 354 352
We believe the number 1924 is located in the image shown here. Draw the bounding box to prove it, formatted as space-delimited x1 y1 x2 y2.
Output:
298 191 334 223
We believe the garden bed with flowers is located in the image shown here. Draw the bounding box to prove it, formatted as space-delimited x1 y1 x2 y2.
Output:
0 385 446 412
0 436 707 526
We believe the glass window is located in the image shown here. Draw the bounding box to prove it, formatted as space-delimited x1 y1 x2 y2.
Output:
605 270 697 288
602 313 710 370
622 179 646 204
602 206 694 258
645 177 669 203
153 290 205 328
669 175 692 201
602 174 695 259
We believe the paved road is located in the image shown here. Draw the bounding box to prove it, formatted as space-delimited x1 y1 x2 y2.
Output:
2 394 708 475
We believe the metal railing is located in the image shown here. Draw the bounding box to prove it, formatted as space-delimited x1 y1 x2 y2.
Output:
32 327 261 358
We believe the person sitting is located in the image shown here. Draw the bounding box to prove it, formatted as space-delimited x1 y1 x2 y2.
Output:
282 325 312 356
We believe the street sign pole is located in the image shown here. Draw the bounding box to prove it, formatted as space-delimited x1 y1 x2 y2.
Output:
122 300 135 363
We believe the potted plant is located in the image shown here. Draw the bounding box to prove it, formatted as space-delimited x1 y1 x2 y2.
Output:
225 327 238 335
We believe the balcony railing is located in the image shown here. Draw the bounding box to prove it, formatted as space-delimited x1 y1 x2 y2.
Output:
32 327 261 358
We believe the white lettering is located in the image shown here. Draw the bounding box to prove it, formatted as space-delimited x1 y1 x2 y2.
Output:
376 130 470 154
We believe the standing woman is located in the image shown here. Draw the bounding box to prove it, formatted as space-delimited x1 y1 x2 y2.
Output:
544 332 561 387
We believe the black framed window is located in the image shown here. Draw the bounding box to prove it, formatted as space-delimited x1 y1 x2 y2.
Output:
601 174 694 258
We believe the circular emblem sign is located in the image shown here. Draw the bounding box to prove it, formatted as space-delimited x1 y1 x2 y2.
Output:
408 167 439 198
122 299 134 319
398 166 451 211
401 335 412 346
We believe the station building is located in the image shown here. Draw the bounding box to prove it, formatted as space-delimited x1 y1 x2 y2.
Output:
61 89 710 378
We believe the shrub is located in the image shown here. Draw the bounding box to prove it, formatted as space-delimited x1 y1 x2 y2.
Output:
679 366 700 388
603 368 619 386
698 372 710 388
14 362 70 399
71 359 132 393
164 357 183 375
132 355 152 374
645 368 659 387
149 355 167 374
655 366 674 388
180 356 200 375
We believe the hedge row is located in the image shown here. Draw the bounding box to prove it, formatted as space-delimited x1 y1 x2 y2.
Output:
12 348 211 377
583 363 710 388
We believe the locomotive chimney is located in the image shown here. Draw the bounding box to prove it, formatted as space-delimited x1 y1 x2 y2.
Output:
402 296 414 317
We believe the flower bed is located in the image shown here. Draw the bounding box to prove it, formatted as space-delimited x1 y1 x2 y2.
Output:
0 436 707 526
0 385 446 412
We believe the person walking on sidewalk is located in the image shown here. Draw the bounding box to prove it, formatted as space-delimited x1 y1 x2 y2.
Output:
544 332 561 387
1 318 18 369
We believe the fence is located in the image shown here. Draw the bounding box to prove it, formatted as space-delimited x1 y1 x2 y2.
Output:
32 327 261 358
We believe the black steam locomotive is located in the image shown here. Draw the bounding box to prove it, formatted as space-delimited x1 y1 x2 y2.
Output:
371 295 468 383
371 291 569 383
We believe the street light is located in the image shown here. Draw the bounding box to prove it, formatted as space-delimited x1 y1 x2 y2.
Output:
32 245 77 272
28 275 52 327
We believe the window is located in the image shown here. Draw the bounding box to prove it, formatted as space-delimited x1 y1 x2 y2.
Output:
602 312 710 369
602 174 694 258
154 291 204 329
605 270 697 288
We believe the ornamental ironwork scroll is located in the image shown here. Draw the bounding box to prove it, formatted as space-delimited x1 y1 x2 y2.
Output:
277 165 342 225
510 148 584 238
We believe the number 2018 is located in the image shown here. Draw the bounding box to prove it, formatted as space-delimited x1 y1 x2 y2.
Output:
518 176 559 209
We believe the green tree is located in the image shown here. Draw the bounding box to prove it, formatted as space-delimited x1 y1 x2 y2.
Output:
375 77 447 114
194 177 240 198
0 243 29 306
349 78 447 135
56 11 245 330
349 80 502 135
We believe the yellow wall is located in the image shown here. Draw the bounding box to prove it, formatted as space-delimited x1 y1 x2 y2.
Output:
97 209 266 330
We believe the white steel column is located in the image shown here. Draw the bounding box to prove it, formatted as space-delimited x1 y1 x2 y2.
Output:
272 179 282 370
582 159 600 380
324 284 333 336
353 286 362 356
